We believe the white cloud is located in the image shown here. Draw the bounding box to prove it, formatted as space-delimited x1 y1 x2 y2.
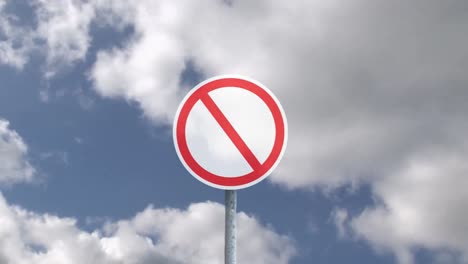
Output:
0 119 35 185
90 0 187 123
33 0 96 77
88 1 468 261
0 0 35 69
331 208 348 239
0 0 96 74
88 0 468 186
336 153 468 264
0 192 296 264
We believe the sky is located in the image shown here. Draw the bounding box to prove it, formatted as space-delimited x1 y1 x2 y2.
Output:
0 0 468 263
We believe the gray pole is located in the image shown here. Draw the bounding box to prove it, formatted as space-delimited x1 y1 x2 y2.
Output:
225 190 237 264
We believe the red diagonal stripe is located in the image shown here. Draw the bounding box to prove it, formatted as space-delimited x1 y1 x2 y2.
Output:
200 94 262 171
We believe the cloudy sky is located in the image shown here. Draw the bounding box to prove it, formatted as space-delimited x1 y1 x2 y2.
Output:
1 0 468 263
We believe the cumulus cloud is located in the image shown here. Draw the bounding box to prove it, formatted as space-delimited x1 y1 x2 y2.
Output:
88 0 468 188
331 208 348 239
0 0 97 74
0 0 35 68
33 0 96 77
90 0 187 123
0 193 296 264
81 0 468 261
335 153 468 264
0 119 35 185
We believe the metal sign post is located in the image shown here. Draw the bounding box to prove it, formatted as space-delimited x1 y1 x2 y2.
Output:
173 76 287 264
225 190 237 264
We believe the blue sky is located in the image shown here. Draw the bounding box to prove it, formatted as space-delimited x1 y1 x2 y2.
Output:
0 39 381 263
1 1 468 264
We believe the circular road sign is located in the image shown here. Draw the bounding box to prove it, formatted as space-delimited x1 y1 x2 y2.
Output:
173 75 287 190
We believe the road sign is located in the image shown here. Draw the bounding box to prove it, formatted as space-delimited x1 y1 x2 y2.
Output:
173 75 287 190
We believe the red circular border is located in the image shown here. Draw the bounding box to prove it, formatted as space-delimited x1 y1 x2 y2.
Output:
175 78 285 187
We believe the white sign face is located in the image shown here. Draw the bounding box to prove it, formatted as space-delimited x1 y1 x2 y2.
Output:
173 75 288 190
